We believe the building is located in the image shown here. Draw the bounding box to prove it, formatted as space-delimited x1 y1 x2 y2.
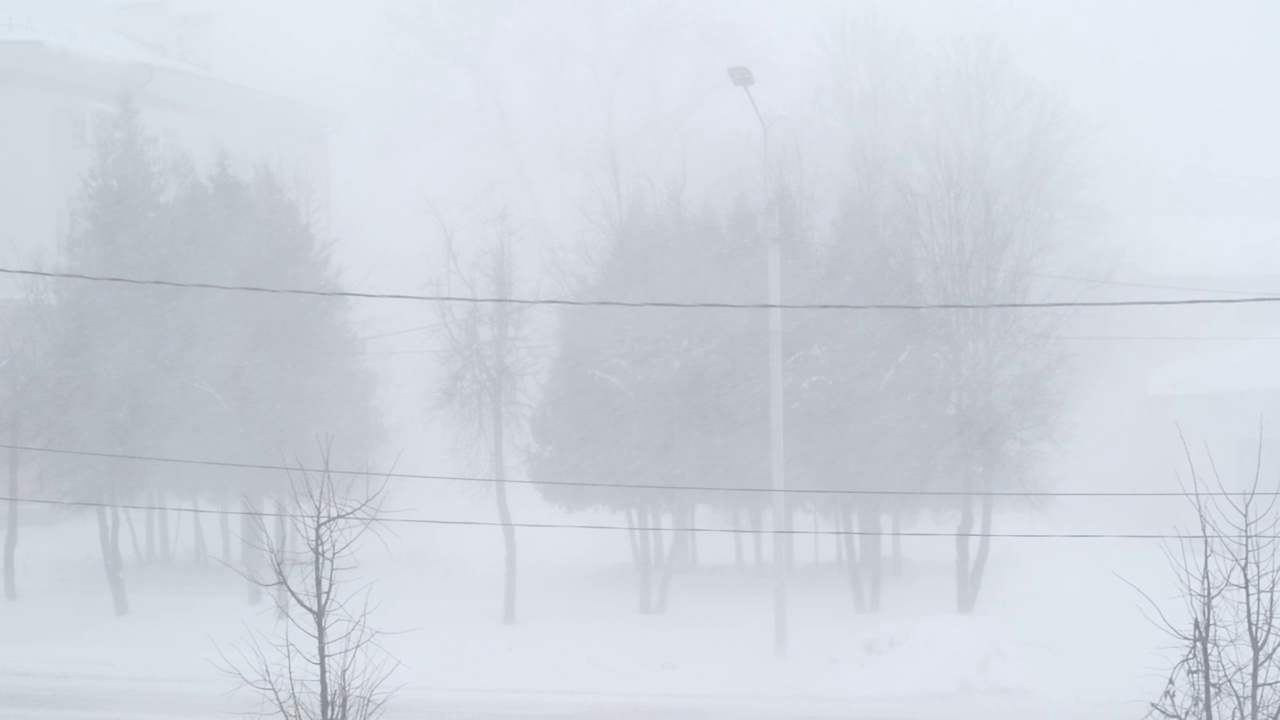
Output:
1058 207 1280 519
0 11 334 269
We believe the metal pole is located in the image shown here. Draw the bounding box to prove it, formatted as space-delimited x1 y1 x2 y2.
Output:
742 84 787 661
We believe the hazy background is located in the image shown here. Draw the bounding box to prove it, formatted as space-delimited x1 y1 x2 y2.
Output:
2 1 1279 718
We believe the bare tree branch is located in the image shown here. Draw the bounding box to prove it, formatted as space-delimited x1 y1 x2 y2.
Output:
216 441 398 720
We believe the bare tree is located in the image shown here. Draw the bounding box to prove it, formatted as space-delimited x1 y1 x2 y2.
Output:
433 210 535 625
222 445 397 720
1139 428 1280 720
1 275 48 601
3 432 16 602
902 39 1075 614
1 345 20 601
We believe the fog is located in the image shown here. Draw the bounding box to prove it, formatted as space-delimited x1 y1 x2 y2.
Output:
1 1 1278 718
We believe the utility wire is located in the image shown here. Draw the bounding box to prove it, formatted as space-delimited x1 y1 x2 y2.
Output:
359 336 1280 357
0 441 1259 499
357 322 444 342
0 494 1239 540
7 266 1280 312
1026 270 1280 297
1060 336 1280 341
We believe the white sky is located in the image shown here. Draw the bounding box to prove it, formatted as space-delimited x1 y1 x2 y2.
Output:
6 0 1278 279
3 6 1278 712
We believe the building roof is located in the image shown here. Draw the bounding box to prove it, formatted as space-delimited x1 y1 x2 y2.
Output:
1 13 197 72
1112 214 1280 281
1068 212 1280 399
0 13 335 131
1148 345 1280 396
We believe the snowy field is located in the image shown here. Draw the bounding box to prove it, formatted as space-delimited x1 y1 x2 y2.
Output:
1 491 1177 719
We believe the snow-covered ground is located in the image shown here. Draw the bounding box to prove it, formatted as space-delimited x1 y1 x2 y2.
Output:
0 495 1174 719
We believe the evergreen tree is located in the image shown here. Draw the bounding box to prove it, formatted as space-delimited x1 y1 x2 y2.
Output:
40 100 380 614
44 98 171 614
529 193 769 613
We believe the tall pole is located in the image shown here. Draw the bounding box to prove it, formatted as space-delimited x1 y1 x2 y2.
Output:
737 80 787 661
3 357 17 601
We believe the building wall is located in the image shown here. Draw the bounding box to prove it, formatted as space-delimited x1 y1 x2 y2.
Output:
0 40 332 271
1145 390 1280 489
0 82 84 267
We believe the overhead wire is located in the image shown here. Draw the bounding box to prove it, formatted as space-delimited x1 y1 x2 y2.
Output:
357 322 445 342
5 266 1271 525
357 336 1280 358
0 494 1236 541
1057 335 1280 342
6 266 1280 312
1020 269 1280 297
0 441 1260 499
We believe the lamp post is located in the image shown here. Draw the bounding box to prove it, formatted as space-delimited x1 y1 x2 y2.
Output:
728 65 787 661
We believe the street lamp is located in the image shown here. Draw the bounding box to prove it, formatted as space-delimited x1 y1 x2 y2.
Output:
728 64 787 661
727 65 755 88
726 66 768 166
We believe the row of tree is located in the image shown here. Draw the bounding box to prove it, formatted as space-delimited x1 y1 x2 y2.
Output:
522 38 1076 615
0 34 1077 628
1 101 379 614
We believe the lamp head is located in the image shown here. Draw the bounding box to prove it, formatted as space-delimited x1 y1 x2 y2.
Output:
727 66 755 88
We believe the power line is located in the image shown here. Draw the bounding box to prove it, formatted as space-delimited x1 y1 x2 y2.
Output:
357 322 443 342
1061 336 1280 341
1027 270 1279 298
357 348 437 357
362 336 1280 357
0 494 1238 540
355 337 1241 362
7 266 1280 312
0 441 1259 499
750 241 1277 299
351 335 1280 365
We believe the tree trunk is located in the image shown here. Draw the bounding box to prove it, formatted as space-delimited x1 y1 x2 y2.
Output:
650 512 665 577
784 502 795 575
4 444 18 600
955 493 975 614
672 510 686 570
843 504 865 613
157 488 171 564
637 506 653 614
961 492 995 614
274 497 288 614
242 495 262 605
733 508 745 573
957 444 997 614
123 508 143 565
835 509 845 566
890 508 902 577
192 497 207 567
813 511 821 566
1197 531 1215 720
495 477 518 626
750 505 764 573
314 512 330 720
686 505 697 569
170 501 183 561
859 503 882 612
219 507 232 564
655 514 686 615
144 493 156 564
492 394 517 626
109 506 127 614
96 505 128 616
627 508 642 570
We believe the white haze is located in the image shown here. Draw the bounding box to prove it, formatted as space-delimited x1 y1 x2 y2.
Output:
0 1 1277 718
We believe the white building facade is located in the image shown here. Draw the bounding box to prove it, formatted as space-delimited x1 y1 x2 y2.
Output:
0 14 332 268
